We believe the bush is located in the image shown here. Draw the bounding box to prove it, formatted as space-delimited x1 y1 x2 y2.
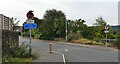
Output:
30 53 39 60
11 43 29 58
110 40 119 49
33 34 40 39
68 31 83 41
22 31 30 37
54 37 65 41
9 43 38 59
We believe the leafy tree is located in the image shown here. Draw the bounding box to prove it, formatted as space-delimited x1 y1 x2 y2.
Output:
67 19 88 39
93 16 106 26
81 27 96 40
93 16 106 41
92 16 117 41
39 21 53 40
33 17 44 28
73 19 87 32
67 19 87 33
43 9 66 38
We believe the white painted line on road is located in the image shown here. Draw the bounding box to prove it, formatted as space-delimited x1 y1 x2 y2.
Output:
52 51 66 64
65 49 69 52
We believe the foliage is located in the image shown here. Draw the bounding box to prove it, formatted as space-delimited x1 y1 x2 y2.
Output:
54 37 65 41
67 30 83 41
11 17 20 31
21 9 119 48
22 30 30 36
81 27 95 39
39 21 54 40
93 16 106 26
72 38 103 45
3 57 32 62
9 43 38 59
22 9 66 40
67 19 87 33
91 16 118 41
110 40 119 49
31 29 41 39
43 9 66 38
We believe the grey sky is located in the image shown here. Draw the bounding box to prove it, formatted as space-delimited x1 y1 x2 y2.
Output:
0 0 119 26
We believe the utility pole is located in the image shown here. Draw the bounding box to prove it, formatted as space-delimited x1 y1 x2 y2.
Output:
66 20 67 42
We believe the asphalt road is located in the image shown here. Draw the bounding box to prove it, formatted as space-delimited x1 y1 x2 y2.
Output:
19 37 118 62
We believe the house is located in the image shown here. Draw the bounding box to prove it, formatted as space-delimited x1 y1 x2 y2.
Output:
0 14 13 31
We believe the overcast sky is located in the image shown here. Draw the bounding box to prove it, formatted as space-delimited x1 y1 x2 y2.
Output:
0 0 119 26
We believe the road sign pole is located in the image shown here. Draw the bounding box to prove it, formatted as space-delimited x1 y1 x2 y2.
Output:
30 29 32 55
106 33 107 48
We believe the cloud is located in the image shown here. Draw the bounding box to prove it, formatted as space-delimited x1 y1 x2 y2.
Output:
0 0 118 26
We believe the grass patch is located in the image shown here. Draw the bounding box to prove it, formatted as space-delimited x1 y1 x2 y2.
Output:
72 38 104 46
3 57 32 62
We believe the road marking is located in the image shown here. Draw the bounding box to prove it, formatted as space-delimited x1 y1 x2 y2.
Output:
65 49 69 52
52 51 66 64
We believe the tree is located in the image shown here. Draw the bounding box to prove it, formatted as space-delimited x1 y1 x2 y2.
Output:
73 19 87 32
67 19 87 33
33 17 44 28
81 27 96 40
93 16 106 41
92 16 116 41
40 21 54 40
93 16 106 26
11 17 20 31
43 9 66 38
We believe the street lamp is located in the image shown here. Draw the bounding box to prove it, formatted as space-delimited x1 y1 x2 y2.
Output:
66 20 67 42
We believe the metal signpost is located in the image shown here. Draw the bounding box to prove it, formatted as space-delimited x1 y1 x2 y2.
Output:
24 11 36 55
104 25 109 48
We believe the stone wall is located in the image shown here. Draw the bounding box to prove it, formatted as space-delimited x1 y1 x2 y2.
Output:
2 30 19 57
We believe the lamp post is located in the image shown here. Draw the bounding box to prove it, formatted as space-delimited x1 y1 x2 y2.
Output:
66 20 67 42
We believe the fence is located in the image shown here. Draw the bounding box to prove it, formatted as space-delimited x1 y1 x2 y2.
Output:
100 39 119 48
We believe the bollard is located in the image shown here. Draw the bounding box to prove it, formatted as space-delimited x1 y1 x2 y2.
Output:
49 43 52 54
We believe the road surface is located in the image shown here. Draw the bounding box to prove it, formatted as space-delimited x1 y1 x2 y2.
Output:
19 37 118 62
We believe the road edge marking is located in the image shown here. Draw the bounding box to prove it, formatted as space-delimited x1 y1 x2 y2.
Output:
52 51 66 64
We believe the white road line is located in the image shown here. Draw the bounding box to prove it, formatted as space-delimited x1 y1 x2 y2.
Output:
65 49 69 52
52 51 66 64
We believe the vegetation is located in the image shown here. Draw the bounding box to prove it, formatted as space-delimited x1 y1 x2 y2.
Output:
11 17 20 31
3 57 32 62
3 43 38 62
22 9 119 49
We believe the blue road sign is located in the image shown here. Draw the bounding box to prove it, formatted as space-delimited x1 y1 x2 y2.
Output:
24 23 37 29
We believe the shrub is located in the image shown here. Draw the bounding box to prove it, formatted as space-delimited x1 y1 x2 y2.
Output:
9 43 38 60
54 38 65 41
68 31 83 41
